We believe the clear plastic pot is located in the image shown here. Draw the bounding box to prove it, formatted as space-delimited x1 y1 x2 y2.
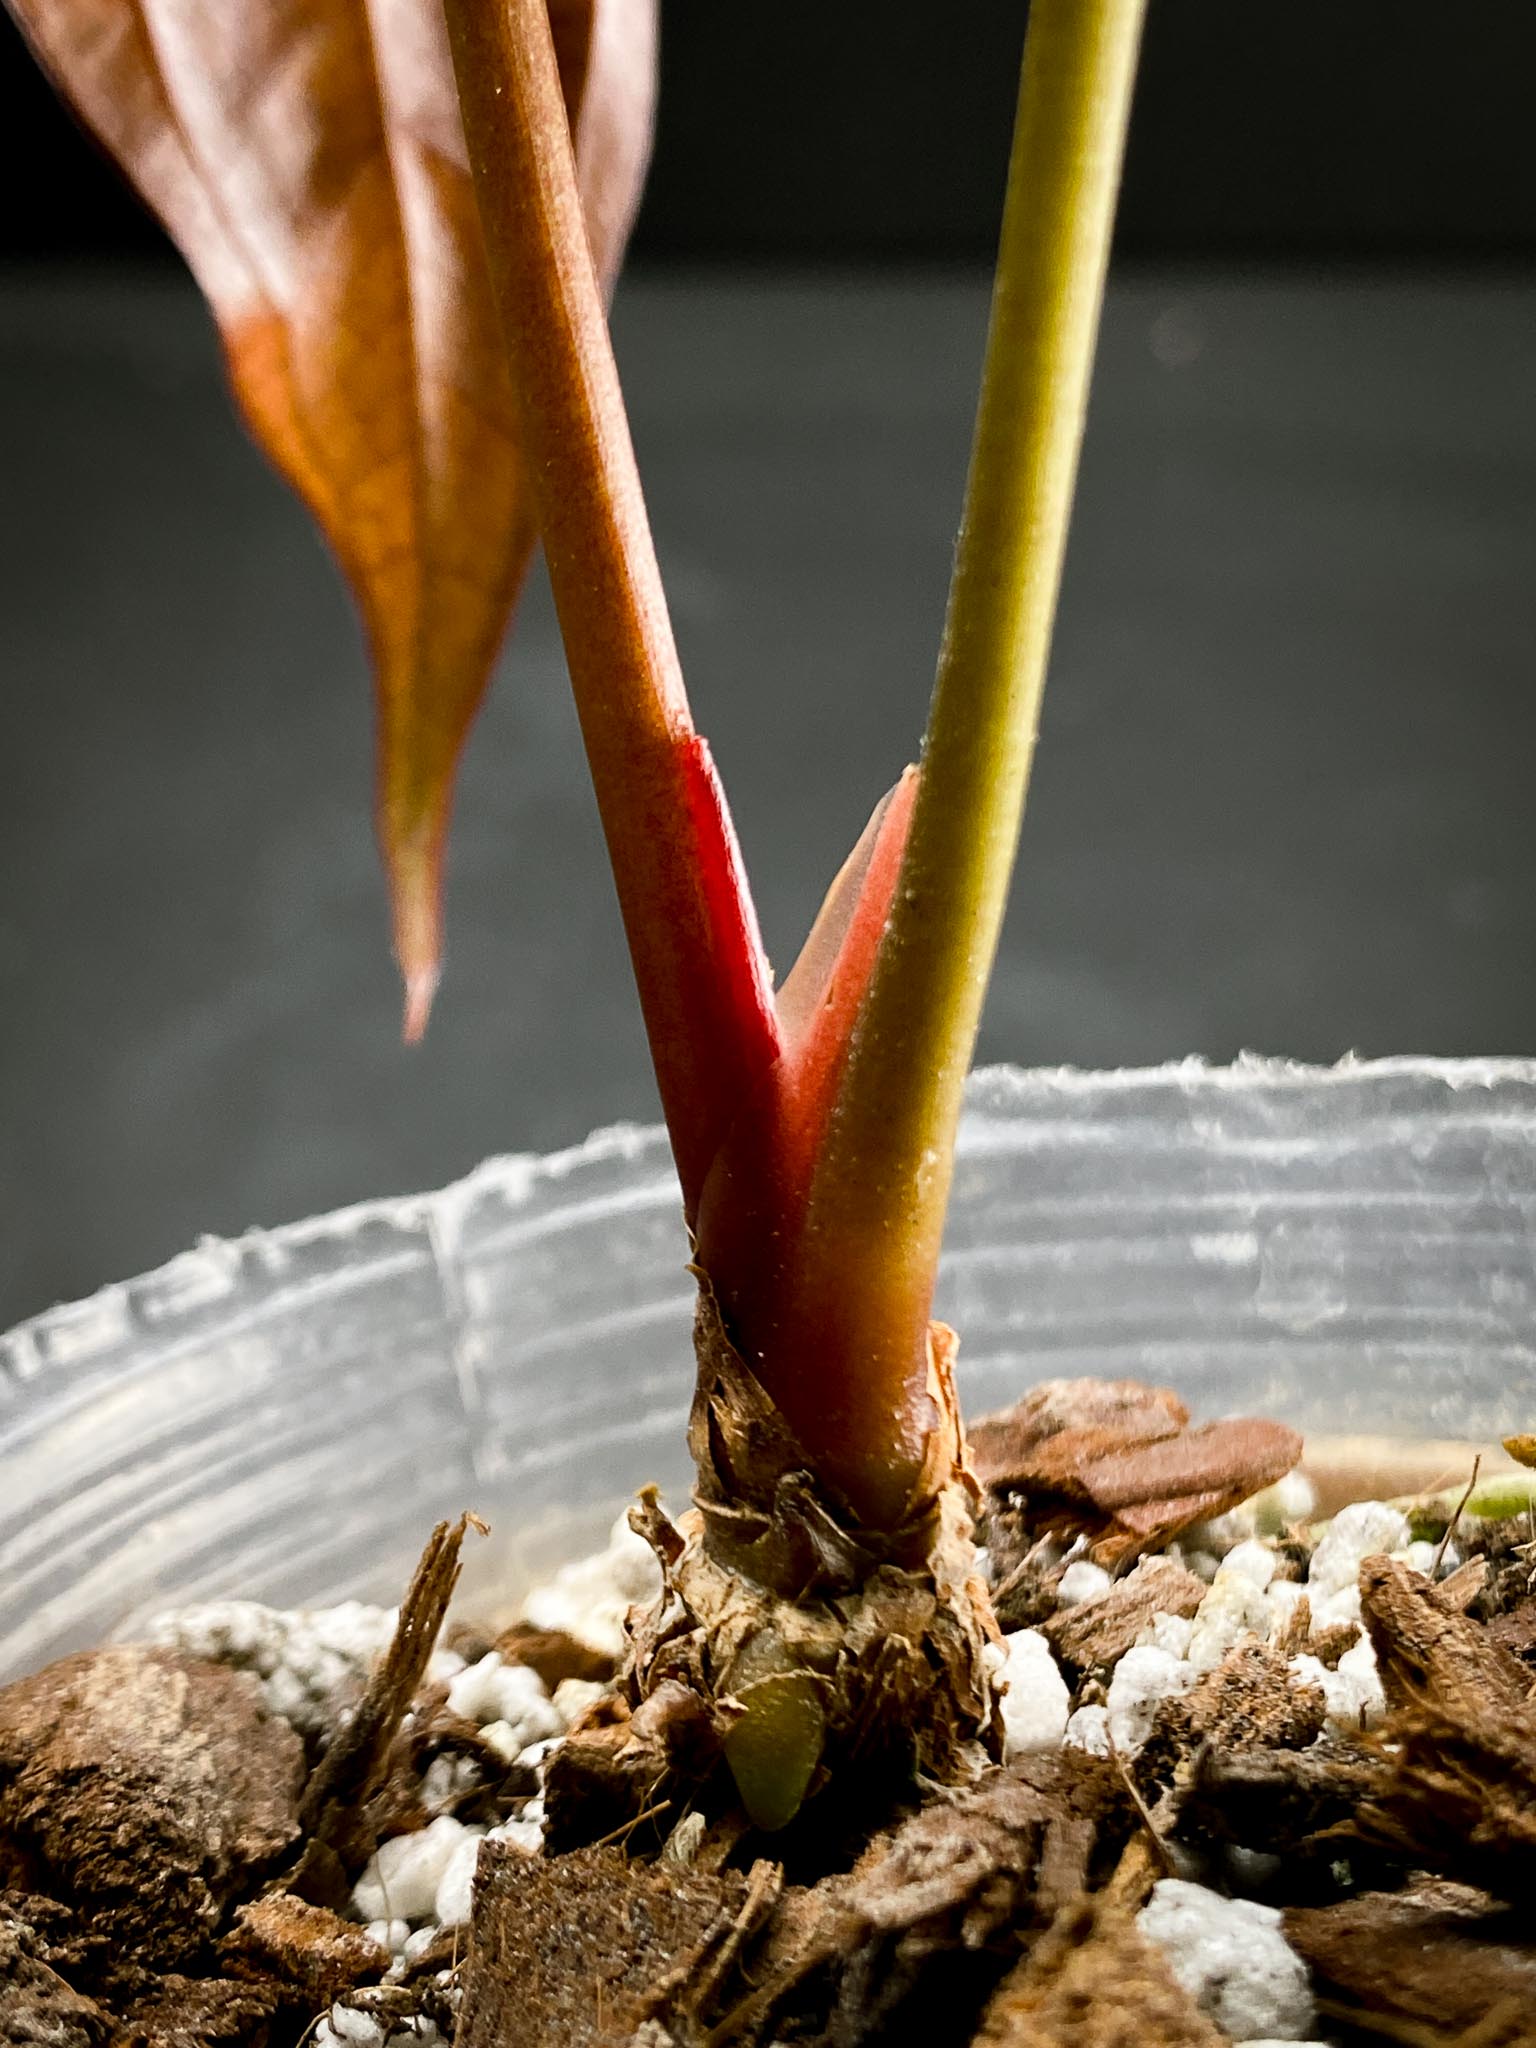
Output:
2 1057 1533 1684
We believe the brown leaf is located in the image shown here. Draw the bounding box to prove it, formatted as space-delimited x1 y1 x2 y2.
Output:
970 1380 1189 1491
980 1386 1301 1567
7 0 656 1030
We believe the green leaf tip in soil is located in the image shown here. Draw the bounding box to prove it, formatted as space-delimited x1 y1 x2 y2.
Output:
4 0 657 1034
722 1672 826 1834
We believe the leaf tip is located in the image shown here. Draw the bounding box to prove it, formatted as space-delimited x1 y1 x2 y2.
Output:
401 964 440 1045
387 830 444 1045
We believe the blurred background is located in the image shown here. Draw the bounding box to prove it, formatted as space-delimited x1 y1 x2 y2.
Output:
1 1 1534 1328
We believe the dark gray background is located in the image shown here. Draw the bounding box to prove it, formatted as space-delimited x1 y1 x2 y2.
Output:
2 3 1535 1326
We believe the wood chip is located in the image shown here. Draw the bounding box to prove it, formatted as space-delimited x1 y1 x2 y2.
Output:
113 1973 280 2047
0 1646 303 1973
1286 1883 1536 2043
1044 1558 1207 1680
1185 1743 1383 1856
0 1908 111 2047
456 1840 756 2047
1356 1695 1536 1901
1138 1641 1326 1793
289 1513 481 1903
1487 1595 1536 1670
493 1620 616 1689
1349 1554 1536 1898
1361 1556 1529 1720
221 1892 389 2008
971 1382 1190 1490
974 1895 1225 2047
975 1381 1301 1567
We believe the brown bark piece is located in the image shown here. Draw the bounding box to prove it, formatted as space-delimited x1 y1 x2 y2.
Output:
970 1381 1190 1490
114 1973 279 2047
974 1895 1224 2048
289 1513 479 1904
1185 1743 1383 1854
1356 1556 1536 1898
1488 1595 1536 1670
0 1889 112 1987
221 1893 389 2008
543 1679 725 1856
1044 1558 1207 1679
494 1620 615 1689
976 1380 1301 1568
1361 1556 1529 1719
1138 1642 1326 1792
1356 1696 1536 1901
1286 1883 1536 2044
0 1646 303 1972
456 1839 754 2047
0 1910 111 2047
701 1758 1129 2046
842 1769 1061 1943
1036 1420 1303 1566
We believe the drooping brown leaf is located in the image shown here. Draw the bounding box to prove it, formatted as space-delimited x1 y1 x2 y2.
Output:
6 0 656 1032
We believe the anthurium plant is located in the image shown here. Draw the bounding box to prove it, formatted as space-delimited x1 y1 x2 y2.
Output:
10 0 1146 1823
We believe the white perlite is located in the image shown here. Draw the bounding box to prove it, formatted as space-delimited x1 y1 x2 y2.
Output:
1264 1581 1308 1642
552 1676 610 1726
1138 1879 1314 2040
1250 1468 1317 1535
315 2015 449 2048
445 1654 563 1747
1186 1568 1272 1673
519 1510 662 1658
1056 1560 1113 1608
315 2011 385 2048
1137 1611 1196 1659
353 1814 478 1924
1105 1645 1196 1754
1307 1501 1410 1597
1063 1703 1110 1756
144 1598 462 1736
1219 1540 1278 1592
989 1629 1071 1756
1289 1635 1387 1734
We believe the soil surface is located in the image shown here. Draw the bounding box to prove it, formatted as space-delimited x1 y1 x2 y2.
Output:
3 1381 1534 2047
